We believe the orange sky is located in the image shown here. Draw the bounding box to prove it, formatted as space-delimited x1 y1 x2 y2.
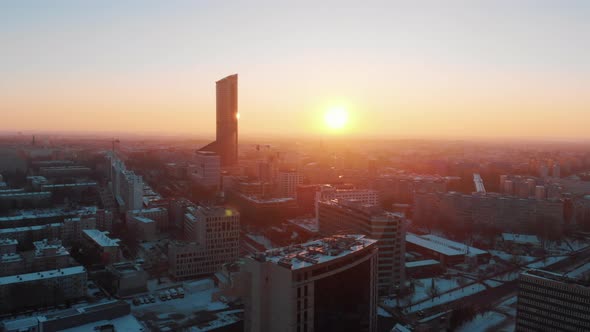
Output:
1 2 589 139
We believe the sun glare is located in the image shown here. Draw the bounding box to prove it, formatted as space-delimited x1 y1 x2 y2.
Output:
324 107 348 130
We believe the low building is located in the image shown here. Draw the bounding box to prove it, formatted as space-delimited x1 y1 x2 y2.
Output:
128 215 157 242
82 229 121 264
126 207 169 231
405 233 489 267
0 265 87 312
501 233 541 249
107 261 148 296
405 259 442 279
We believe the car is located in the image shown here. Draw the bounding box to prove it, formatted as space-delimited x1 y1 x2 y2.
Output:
148 295 156 303
170 289 178 298
176 288 185 298
164 290 172 300
159 292 167 301
133 298 141 306
143 296 150 304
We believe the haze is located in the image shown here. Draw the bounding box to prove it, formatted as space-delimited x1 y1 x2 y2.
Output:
1 1 589 139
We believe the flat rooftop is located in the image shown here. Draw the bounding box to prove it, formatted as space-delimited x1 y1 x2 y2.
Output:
255 234 377 270
83 229 120 247
132 215 155 224
287 217 319 233
405 259 441 268
522 268 590 287
406 233 487 257
0 265 86 286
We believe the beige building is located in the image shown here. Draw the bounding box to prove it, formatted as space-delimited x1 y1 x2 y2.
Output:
318 199 406 293
168 206 240 279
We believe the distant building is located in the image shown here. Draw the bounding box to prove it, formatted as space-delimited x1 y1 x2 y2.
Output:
0 239 72 277
413 191 564 234
191 151 221 189
82 229 121 264
127 215 157 242
126 207 169 231
107 261 148 296
200 74 239 167
315 185 379 217
168 206 240 279
278 170 303 198
107 153 144 211
241 234 378 332
318 199 405 293
0 265 87 312
516 269 590 331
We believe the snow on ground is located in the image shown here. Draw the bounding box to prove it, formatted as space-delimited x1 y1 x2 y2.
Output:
385 277 461 307
525 256 569 269
60 314 146 332
404 283 488 313
565 262 590 278
489 250 536 264
455 311 507 332
131 287 228 315
378 306 393 317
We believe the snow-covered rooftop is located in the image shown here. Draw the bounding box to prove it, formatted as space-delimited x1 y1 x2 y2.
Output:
256 234 376 270
405 259 440 268
83 229 120 247
407 233 487 256
502 233 540 245
0 265 85 286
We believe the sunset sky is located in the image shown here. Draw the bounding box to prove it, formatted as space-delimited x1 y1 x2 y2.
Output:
1 1 589 139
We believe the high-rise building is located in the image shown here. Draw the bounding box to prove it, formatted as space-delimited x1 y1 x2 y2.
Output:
278 169 303 198
516 269 590 331
201 74 239 167
318 199 406 293
242 234 378 332
168 205 240 279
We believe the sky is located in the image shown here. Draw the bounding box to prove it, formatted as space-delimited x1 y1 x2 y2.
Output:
1 1 589 140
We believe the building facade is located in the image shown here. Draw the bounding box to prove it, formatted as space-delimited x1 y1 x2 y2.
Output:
242 234 378 332
168 206 240 279
318 200 405 293
516 269 590 331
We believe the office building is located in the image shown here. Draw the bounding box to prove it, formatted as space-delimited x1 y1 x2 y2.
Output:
315 185 379 217
191 151 221 189
168 205 240 279
242 234 378 332
278 170 303 198
516 269 590 331
201 74 239 167
318 199 405 293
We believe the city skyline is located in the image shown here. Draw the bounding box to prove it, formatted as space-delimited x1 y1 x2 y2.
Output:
1 1 589 140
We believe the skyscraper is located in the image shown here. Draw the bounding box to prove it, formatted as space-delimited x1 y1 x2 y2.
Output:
201 74 239 167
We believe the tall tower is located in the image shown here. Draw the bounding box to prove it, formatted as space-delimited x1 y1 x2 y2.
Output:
201 74 238 167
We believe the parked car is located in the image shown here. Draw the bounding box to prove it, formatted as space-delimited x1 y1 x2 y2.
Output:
170 289 178 299
132 298 140 306
148 295 156 303
164 290 172 300
177 288 185 298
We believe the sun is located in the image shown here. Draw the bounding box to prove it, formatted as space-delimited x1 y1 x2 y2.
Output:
324 107 348 130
